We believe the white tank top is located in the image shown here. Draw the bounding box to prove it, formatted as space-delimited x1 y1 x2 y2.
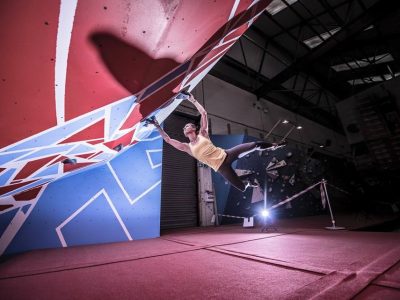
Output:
188 135 227 171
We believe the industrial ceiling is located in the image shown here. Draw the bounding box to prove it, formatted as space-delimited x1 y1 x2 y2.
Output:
211 0 400 133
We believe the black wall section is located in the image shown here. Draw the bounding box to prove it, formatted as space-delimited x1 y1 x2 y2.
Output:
211 135 360 224
160 113 199 230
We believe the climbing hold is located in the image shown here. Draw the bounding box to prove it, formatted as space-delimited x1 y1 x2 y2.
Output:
143 116 156 127
113 144 123 152
62 158 77 165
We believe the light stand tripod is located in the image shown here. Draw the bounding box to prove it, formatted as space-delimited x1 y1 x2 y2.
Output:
321 179 346 230
261 178 277 232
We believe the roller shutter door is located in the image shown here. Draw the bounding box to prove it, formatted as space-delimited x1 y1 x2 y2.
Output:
160 113 199 230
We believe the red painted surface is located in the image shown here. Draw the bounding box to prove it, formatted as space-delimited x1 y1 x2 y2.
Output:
0 218 399 299
86 139 105 145
0 0 273 199
103 130 135 150
0 0 59 148
49 156 68 165
0 205 13 212
0 180 38 197
64 0 240 121
63 162 96 173
185 47 232 84
60 119 105 144
119 74 187 130
14 156 58 181
13 186 43 201
75 153 96 159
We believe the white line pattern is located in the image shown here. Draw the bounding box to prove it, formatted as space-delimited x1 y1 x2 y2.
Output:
146 149 162 169
55 189 133 247
106 162 161 205
55 0 78 125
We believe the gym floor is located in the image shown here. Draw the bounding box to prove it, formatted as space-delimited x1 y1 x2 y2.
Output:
1 213 399 299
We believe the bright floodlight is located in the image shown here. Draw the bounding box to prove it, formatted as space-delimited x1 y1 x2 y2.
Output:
261 209 269 217
282 120 289 124
296 125 302 130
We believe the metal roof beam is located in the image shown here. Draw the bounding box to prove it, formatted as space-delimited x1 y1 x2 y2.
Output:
210 56 344 133
329 61 400 82
270 0 350 39
255 0 400 97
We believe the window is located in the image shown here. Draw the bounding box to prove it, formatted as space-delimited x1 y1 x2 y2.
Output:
331 53 394 72
347 72 400 85
303 27 341 49
266 0 298 15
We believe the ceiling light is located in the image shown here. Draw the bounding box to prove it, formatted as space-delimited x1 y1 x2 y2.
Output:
364 25 374 31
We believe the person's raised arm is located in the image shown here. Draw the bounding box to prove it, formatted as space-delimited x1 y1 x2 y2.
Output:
187 94 208 136
149 118 191 154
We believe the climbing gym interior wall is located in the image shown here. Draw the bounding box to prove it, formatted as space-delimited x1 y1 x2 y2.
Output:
0 0 273 255
211 135 357 225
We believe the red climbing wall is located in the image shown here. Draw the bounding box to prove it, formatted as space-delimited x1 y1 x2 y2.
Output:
0 0 272 200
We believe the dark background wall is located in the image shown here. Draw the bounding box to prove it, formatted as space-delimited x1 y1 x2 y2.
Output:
211 134 362 225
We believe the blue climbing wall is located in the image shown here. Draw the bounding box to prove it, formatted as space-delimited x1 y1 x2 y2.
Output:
0 131 162 255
